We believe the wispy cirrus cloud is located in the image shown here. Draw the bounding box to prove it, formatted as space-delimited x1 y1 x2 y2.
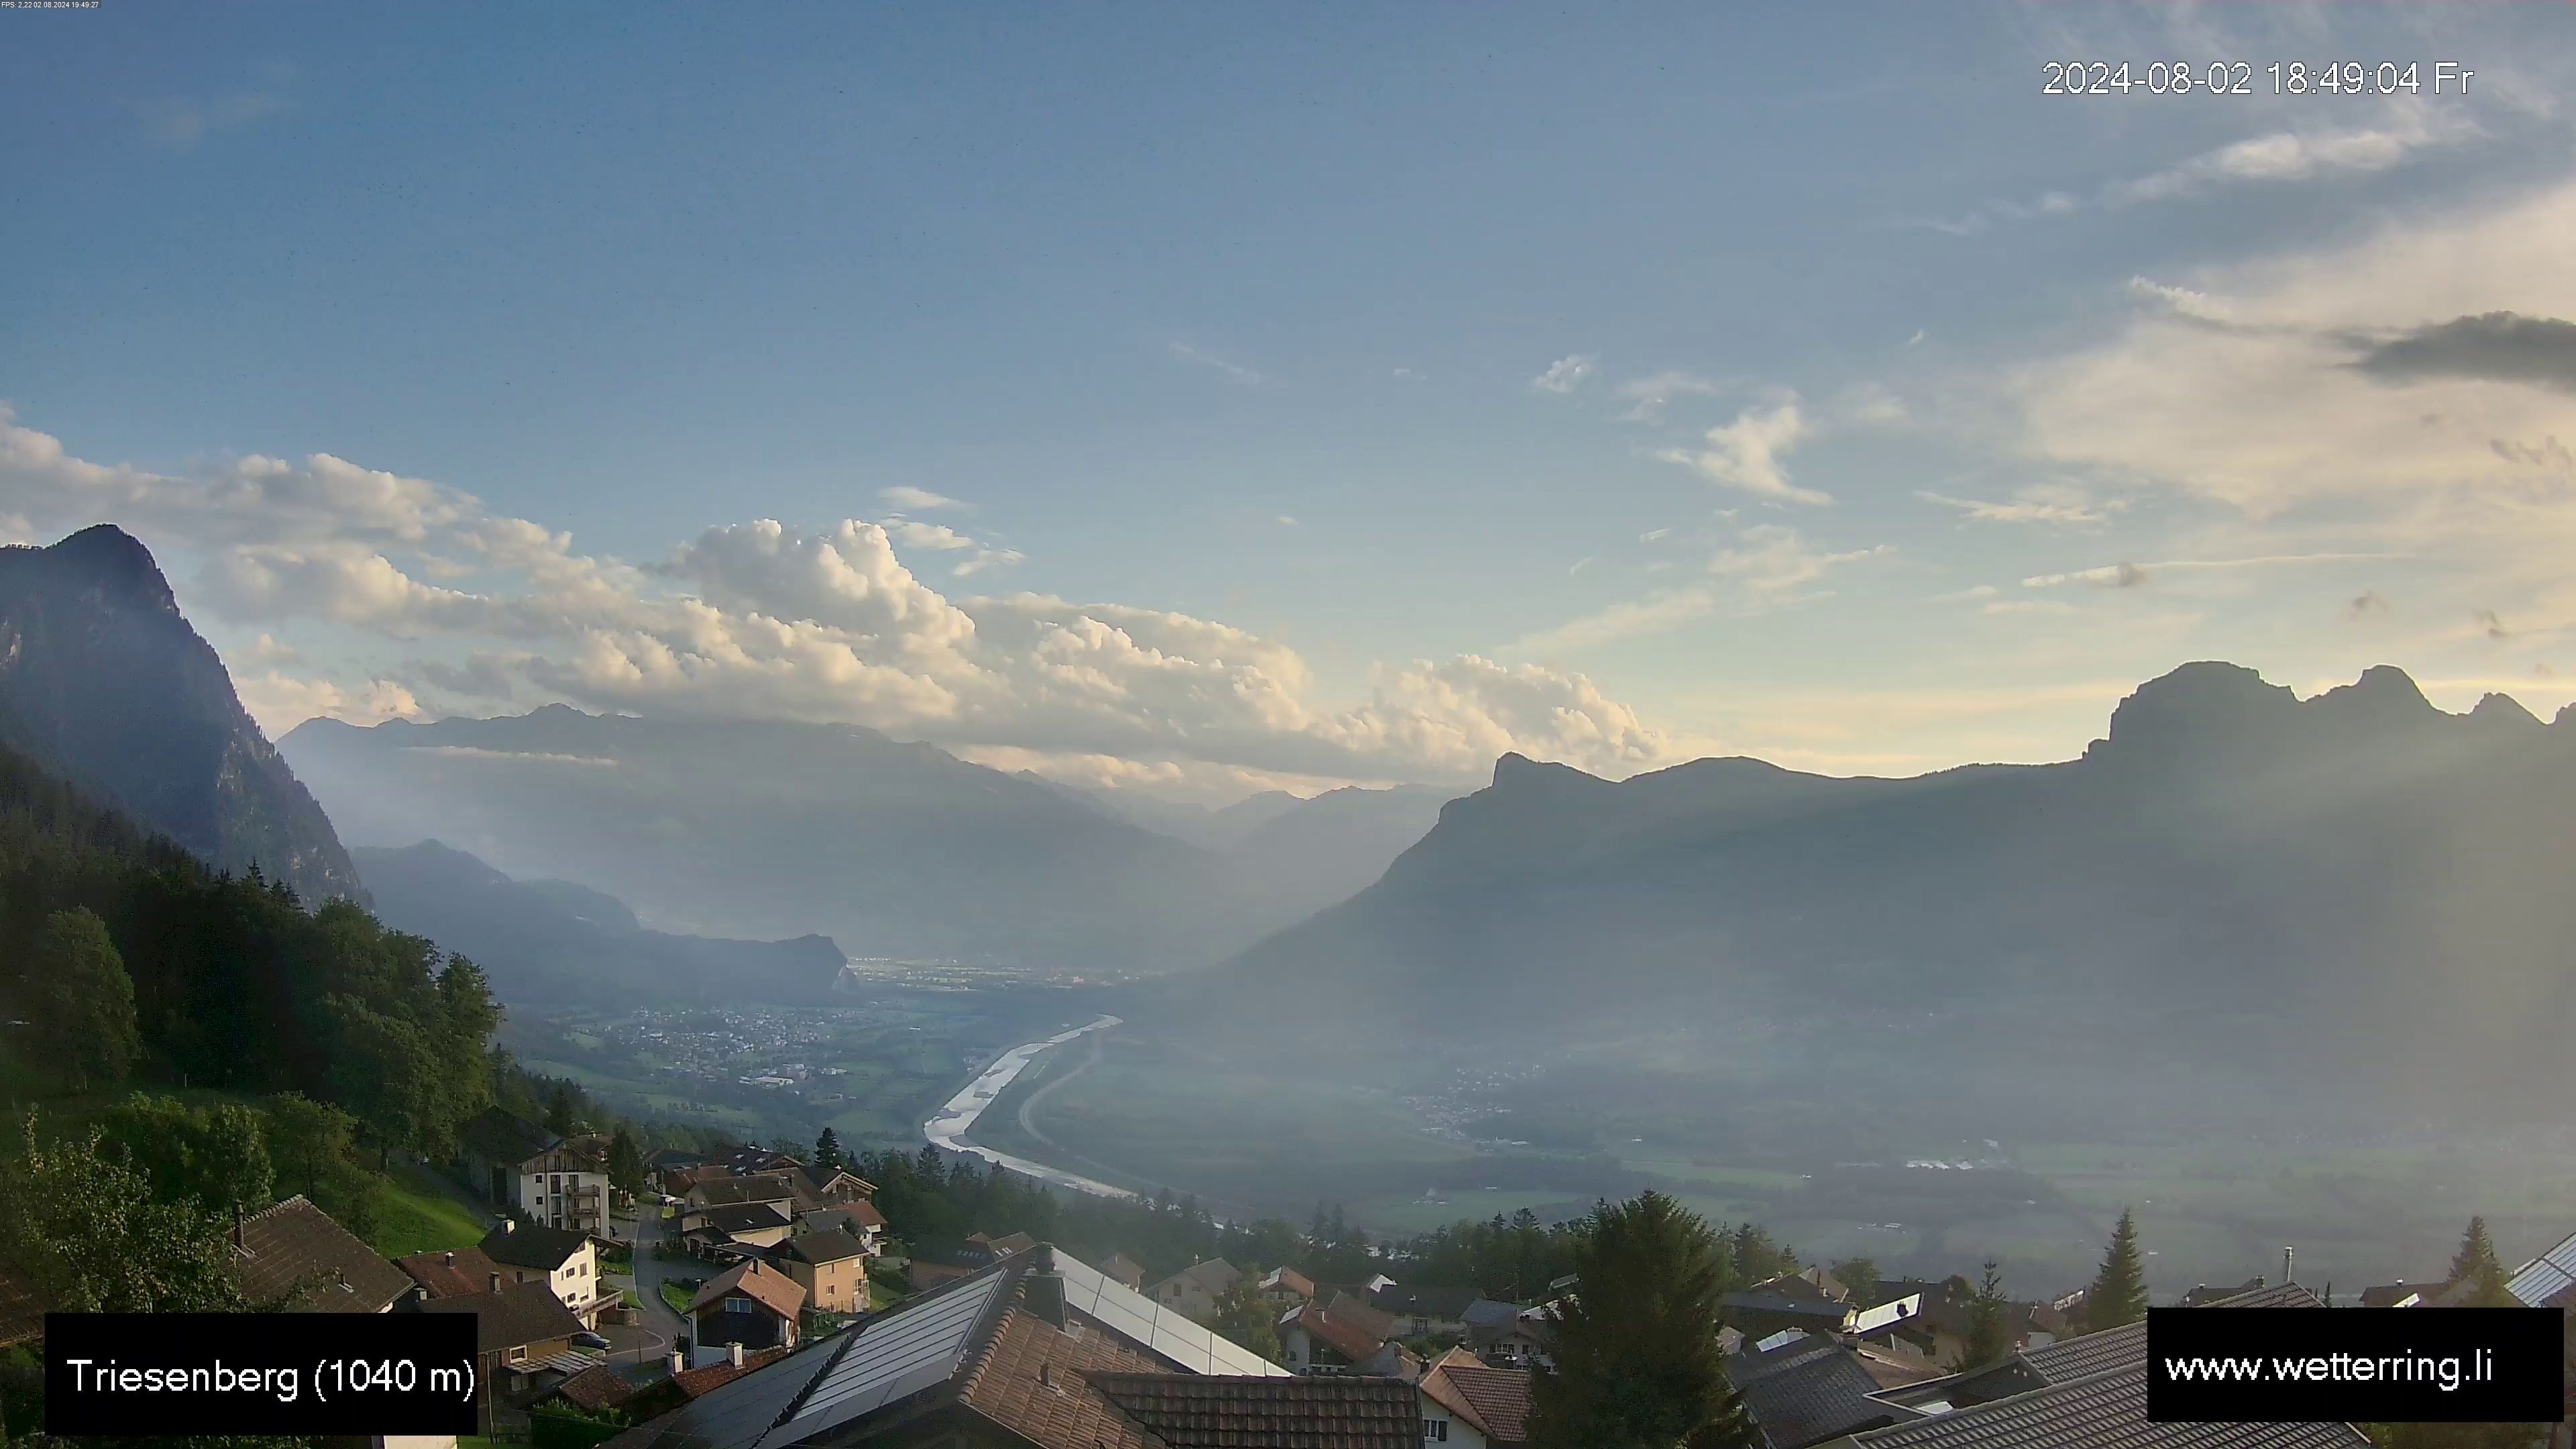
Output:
1168 341 1268 387
1655 397 1829 505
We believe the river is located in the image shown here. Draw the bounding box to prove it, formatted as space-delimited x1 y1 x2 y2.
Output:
922 1014 1135 1199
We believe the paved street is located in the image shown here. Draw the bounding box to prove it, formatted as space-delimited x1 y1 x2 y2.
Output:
615 1197 690 1368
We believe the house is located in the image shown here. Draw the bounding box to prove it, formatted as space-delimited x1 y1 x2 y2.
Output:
1417 1346 1534 1448
686 1171 798 1214
232 1196 416 1313
1727 1334 1921 1449
1368 1282 1479 1337
1466 1310 1556 1371
1087 1376 1424 1448
906 1259 981 1291
963 1230 1038 1264
775 1228 870 1315
1759 1267 1853 1303
794 1165 877 1209
612 1344 794 1425
2177 1275 2268 1307
534 1362 641 1419
686 1201 795 1255
1323 1291 1399 1344
596 1244 1289 1449
458 1108 612 1235
1102 1252 1147 1290
1144 1257 1242 1322
482 1220 606 1326
1803 1283 2372 1449
689 1258 806 1353
2357 1279 2436 1308
1724 1289 1858 1341
397 1246 508 1301
647 1148 706 1192
710 1144 803 1177
1276 1299 1387 1374
796 1200 888 1256
408 1279 590 1436
1258 1265 1316 1307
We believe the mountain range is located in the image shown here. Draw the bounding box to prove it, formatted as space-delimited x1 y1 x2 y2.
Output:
279 709 1450 972
351 840 849 1005
1208 662 2576 1125
0 526 364 906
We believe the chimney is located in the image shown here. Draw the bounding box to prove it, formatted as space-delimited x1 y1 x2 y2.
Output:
729 1342 744 1368
504 1220 517 1234
1024 1245 1066 1329
443 1250 456 1267
668 1352 685 1377
490 1273 503 1295
2283 1246 2295 1285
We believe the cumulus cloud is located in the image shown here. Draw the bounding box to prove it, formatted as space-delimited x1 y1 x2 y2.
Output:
1656 398 1829 505
0 411 1676 785
2352 312 2576 393
1532 354 1599 394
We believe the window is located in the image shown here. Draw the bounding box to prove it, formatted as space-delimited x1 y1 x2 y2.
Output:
1422 1418 1448 1442
508 1347 527 1364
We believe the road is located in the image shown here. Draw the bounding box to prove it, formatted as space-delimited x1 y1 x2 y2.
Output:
614 1202 688 1368
924 1014 1135 1200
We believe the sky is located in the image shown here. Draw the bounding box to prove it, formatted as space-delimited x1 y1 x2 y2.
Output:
5 1 2575 801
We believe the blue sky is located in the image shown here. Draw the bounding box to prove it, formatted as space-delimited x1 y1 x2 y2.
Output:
6 3 2574 797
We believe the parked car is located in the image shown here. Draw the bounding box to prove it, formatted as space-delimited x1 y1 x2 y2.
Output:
573 1332 610 1351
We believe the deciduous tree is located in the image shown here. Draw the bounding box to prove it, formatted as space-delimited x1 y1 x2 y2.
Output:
24 908 140 1091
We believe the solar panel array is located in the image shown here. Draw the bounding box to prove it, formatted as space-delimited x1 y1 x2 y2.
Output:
2507 1228 2576 1308
1055 1252 1291 1377
773 1267 1012 1440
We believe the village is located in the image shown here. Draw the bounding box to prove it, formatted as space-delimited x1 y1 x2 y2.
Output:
17 1093 2548 1449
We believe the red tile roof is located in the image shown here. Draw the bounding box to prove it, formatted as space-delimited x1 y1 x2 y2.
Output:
1431 1362 1534 1444
669 1345 791 1399
234 1196 416 1312
689 1258 805 1320
1087 1373 1422 1448
953 1299 1173 1449
397 1246 507 1299
1283 1302 1385 1364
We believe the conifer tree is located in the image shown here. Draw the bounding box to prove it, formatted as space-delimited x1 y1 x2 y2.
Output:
1531 1191 1756 1449
814 1127 847 1173
2083 1209 2150 1332
1958 1258 2010 1369
2447 1218 2513 1306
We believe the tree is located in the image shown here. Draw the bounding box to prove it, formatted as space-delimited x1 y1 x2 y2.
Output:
2447 1218 2514 1307
545 1080 580 1137
1530 1192 1755 1449
1829 1257 1881 1306
608 1126 647 1193
2083 1209 2150 1332
262 1093 382 1240
814 1127 846 1173
0 1114 245 1314
95 1094 276 1218
1957 1258 2009 1370
23 908 141 1091
1210 1275 1282 1362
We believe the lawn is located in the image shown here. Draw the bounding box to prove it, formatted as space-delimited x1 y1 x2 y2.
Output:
374 1171 492 1258
661 1281 694 1318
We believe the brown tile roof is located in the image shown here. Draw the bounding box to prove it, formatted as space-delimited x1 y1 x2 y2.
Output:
778 1229 868 1266
1320 1291 1397 1344
954 1299 1174 1449
694 1173 798 1208
397 1246 506 1299
690 1257 805 1320
968 1230 1038 1256
1261 1266 1316 1299
233 1196 415 1312
547 1364 641 1413
483 1220 594 1271
910 1260 979 1289
1282 1301 1385 1363
1430 1362 1533 1444
411 1279 586 1355
1087 1373 1422 1448
669 1344 791 1399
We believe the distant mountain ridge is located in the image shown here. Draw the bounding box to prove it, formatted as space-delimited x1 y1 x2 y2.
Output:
1210 661 2576 1124
352 840 848 1005
0 526 364 905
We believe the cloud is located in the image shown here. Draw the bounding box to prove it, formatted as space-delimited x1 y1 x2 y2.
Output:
2352 312 2576 393
1169 341 1267 387
879 486 968 512
1511 525 1888 655
233 672 420 738
1 411 1676 785
1655 398 1829 505
2348 590 2392 621
1532 354 1599 395
2475 607 2512 640
1916 483 2121 526
2021 554 2391 590
1615 370 1723 423
2108 111 2479 206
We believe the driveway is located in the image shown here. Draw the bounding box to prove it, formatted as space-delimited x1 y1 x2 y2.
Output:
618 1198 690 1368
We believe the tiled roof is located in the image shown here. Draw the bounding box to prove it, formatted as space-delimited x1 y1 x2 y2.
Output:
780 1229 869 1265
2356 1281 2434 1309
1281 1301 1385 1362
690 1258 806 1320
954 1303 1171 1449
1104 1252 1147 1289
2508 1227 2576 1309
548 1364 641 1412
1368 1282 1477 1318
1152 1258 1242 1297
1731 1338 1911 1449
1087 1373 1421 1448
460 1108 556 1166
1461 1297 1524 1330
669 1345 792 1398
1322 1291 1398 1343
969 1230 1038 1257
411 1279 586 1354
1844 1366 2370 1448
234 1196 416 1312
483 1221 592 1271
1430 1362 1532 1444
694 1173 798 1208
1262 1266 1316 1299
694 1201 792 1236
397 1246 506 1299
2020 1322 2147 1384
